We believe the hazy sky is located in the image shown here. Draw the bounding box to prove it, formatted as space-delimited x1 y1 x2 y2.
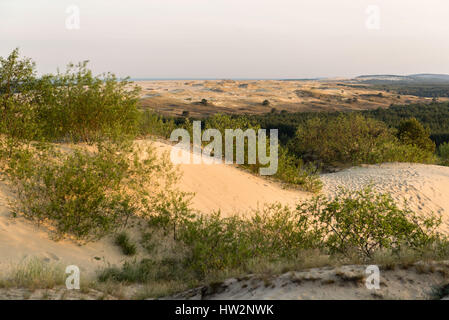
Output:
1 0 449 79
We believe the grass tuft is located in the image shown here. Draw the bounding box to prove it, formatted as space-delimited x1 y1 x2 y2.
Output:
115 232 137 256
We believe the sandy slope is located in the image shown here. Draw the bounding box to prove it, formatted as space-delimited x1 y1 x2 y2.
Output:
0 179 125 277
321 163 449 231
0 140 307 277
151 140 308 216
1 140 449 298
167 261 449 300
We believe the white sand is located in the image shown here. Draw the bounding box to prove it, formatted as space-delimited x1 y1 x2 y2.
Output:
320 163 449 231
151 140 308 216
168 261 449 300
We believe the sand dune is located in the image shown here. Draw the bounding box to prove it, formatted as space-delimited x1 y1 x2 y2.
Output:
0 179 125 277
151 140 308 216
136 80 443 118
321 163 449 231
0 140 308 277
1 140 449 298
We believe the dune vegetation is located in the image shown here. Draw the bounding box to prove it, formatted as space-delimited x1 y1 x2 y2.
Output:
1 49 449 298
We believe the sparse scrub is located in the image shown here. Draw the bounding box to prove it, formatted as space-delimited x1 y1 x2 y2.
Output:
139 109 176 138
99 188 449 297
291 114 435 169
4 140 191 241
203 114 322 191
140 188 446 279
297 186 444 258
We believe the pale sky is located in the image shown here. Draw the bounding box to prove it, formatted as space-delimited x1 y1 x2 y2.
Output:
1 0 449 79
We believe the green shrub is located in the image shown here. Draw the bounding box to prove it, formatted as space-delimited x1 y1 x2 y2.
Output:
0 49 141 144
139 109 176 138
204 114 321 190
115 232 137 256
291 114 435 168
177 212 252 274
101 188 448 288
274 146 322 192
5 141 191 241
167 188 446 275
98 257 190 285
438 142 449 165
7 142 135 240
397 117 435 153
0 49 41 141
33 62 141 142
297 187 444 258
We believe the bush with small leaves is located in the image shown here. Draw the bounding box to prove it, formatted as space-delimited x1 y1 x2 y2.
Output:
297 186 444 258
5 140 191 241
397 117 435 153
438 142 449 165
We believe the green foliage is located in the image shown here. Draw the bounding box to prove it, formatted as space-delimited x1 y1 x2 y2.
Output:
98 257 190 285
115 232 137 256
203 114 321 191
297 187 443 258
6 142 135 240
275 146 322 192
0 48 36 101
397 118 435 153
0 48 40 141
4 141 191 241
33 61 141 142
139 109 176 138
439 142 449 165
176 204 318 275
291 114 434 169
141 187 446 277
0 49 141 144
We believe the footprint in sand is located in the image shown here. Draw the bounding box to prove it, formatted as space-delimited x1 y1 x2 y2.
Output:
46 252 60 261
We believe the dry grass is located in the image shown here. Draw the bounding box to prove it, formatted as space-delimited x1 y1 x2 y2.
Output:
0 258 65 289
0 258 96 291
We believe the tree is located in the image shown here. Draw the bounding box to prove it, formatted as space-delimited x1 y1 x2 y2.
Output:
0 48 36 109
0 48 39 140
397 117 435 153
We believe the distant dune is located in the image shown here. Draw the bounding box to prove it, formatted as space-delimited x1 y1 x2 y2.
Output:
136 79 441 118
